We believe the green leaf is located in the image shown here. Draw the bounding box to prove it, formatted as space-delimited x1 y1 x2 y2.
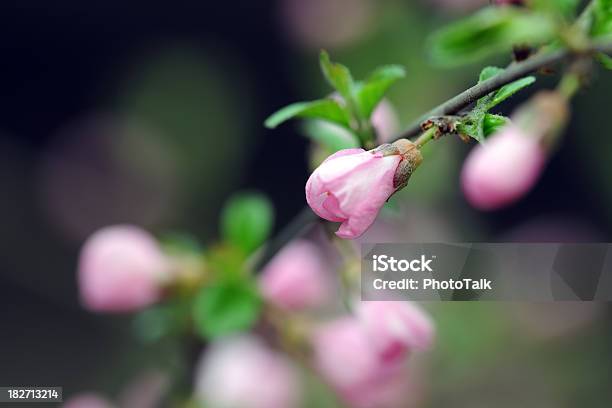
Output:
193 283 262 339
428 7 556 66
301 120 360 152
491 76 536 106
354 65 406 118
221 192 274 254
477 66 536 109
483 114 510 137
479 66 504 82
593 0 612 36
458 66 532 143
457 114 486 143
596 52 612 69
319 50 355 103
264 99 350 129
457 66 503 142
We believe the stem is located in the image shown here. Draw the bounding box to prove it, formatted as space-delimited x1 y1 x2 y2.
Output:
397 40 612 141
557 72 581 99
414 127 437 148
252 207 318 270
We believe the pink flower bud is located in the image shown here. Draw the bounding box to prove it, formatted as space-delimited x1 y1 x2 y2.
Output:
355 301 435 361
78 225 169 312
461 125 546 210
311 318 413 408
259 239 331 311
306 143 422 239
195 336 300 408
63 394 116 408
312 318 379 390
371 100 400 144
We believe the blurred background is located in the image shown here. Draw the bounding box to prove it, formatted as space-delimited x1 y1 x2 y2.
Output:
1 0 611 406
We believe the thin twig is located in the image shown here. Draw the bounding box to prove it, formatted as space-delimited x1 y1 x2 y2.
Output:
253 207 319 270
396 40 612 141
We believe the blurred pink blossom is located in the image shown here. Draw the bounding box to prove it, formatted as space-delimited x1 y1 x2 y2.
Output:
461 124 545 210
63 394 116 408
195 336 300 408
306 148 401 239
372 100 401 144
78 225 170 312
259 239 332 311
355 301 435 361
311 317 417 408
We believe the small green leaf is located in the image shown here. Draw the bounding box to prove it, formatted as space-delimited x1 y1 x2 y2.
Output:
221 193 274 254
193 283 262 339
264 99 350 129
457 66 501 142
491 76 536 106
354 65 406 118
428 7 556 66
596 52 612 69
319 50 355 103
593 0 612 36
479 66 504 83
459 66 531 143
302 120 360 152
457 114 486 143
476 66 536 109
483 114 510 137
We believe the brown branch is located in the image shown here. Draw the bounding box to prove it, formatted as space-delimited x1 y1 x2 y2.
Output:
397 40 612 140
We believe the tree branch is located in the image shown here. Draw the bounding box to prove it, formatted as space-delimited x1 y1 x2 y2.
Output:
256 39 612 270
396 40 612 141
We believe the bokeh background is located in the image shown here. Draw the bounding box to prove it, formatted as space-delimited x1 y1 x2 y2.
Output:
1 0 611 406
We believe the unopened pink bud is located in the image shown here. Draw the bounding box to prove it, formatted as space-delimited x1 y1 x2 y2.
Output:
311 317 414 408
371 100 400 144
195 336 300 408
311 318 379 390
306 142 422 239
63 394 116 408
78 225 169 312
461 125 546 210
355 301 435 361
259 239 331 310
